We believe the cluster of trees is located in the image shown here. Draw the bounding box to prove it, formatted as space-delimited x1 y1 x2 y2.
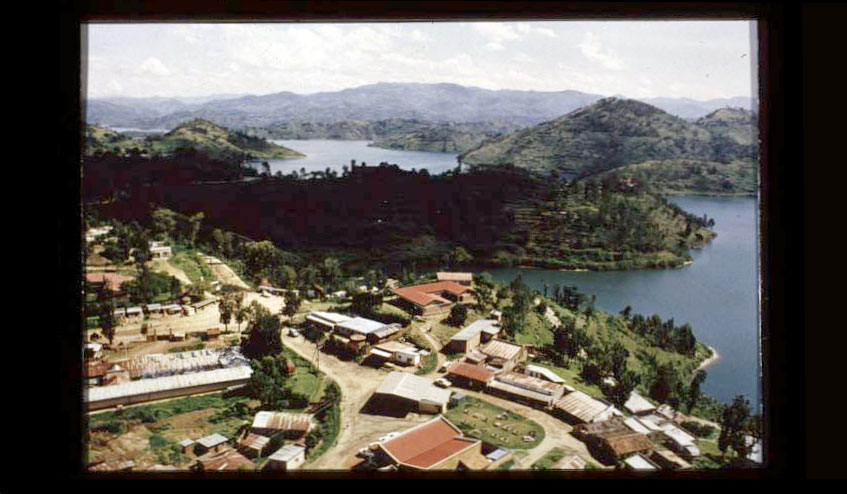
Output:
243 354 308 410
304 382 342 458
501 275 534 338
239 302 283 359
621 311 698 356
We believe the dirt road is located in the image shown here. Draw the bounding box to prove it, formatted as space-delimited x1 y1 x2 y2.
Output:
202 255 251 289
149 259 193 286
278 330 431 469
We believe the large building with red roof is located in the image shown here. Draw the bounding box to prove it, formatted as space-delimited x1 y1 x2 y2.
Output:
391 281 474 316
85 272 135 292
373 416 490 471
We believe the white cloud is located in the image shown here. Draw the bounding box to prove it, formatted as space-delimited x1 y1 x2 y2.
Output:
473 23 521 43
135 57 171 76
579 32 626 71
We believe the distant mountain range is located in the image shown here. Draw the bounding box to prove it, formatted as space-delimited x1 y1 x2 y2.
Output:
85 82 754 130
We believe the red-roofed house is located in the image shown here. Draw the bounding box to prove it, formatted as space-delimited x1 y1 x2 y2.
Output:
374 416 489 471
86 272 135 292
445 361 496 390
391 281 474 316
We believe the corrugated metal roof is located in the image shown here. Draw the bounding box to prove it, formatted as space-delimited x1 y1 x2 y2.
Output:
197 433 228 448
238 433 270 450
251 411 311 432
524 365 566 384
370 348 393 359
494 371 564 396
447 362 496 383
486 448 510 461
436 272 473 282
624 454 659 470
624 417 653 435
375 341 418 355
479 339 523 361
306 311 353 326
371 325 401 339
552 455 588 470
268 444 305 462
375 372 451 406
553 391 611 423
85 366 252 403
488 379 555 405
336 317 388 335
659 424 696 446
451 319 500 341
624 392 656 414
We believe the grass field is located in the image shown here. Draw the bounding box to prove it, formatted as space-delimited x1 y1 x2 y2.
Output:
169 250 214 284
445 397 544 450
530 447 569 470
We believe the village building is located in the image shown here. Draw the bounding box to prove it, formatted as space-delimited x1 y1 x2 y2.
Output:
445 361 496 390
487 371 566 408
622 417 654 435
585 429 654 465
465 339 527 372
436 272 474 286
196 433 230 455
392 281 474 316
624 391 657 416
373 416 489 471
145 464 180 472
125 306 144 319
572 417 630 441
84 365 253 411
552 454 589 470
86 225 114 243
85 361 111 386
335 317 393 339
649 448 693 470
101 363 132 386
149 241 172 260
236 433 272 458
521 364 566 384
179 438 196 455
195 448 256 472
370 372 452 415
447 319 501 353
366 324 402 344
84 342 104 360
251 411 312 439
85 272 135 292
658 423 700 460
655 404 687 423
369 340 422 367
552 390 622 424
264 444 306 471
623 453 661 471
304 311 354 332
192 299 216 312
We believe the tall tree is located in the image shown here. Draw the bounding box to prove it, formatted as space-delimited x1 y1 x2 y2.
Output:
687 370 707 412
187 212 204 247
151 208 177 240
719 394 753 461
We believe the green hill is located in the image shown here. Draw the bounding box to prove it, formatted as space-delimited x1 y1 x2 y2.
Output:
591 158 757 196
459 98 756 181
84 120 305 161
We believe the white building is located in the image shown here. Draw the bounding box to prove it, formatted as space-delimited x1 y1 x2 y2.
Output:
265 444 306 471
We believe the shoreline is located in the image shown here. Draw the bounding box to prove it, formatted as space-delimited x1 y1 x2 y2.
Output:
696 344 721 373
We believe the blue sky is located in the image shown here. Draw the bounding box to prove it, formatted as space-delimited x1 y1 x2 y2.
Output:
85 21 756 101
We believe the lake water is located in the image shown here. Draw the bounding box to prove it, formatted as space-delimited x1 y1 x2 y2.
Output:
259 140 460 176
479 196 761 407
255 139 760 406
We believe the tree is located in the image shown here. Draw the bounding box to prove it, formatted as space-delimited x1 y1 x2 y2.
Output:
211 228 226 255
474 273 496 311
98 299 115 345
170 276 182 301
450 247 473 268
718 394 752 460
649 362 682 408
241 306 283 359
321 257 342 291
609 341 630 381
687 370 707 412
186 212 204 247
351 292 382 316
608 369 641 408
448 303 469 327
243 240 278 275
218 296 234 332
281 291 302 319
151 208 178 239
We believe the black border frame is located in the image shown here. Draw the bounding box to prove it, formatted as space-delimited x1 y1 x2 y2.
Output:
59 0 794 482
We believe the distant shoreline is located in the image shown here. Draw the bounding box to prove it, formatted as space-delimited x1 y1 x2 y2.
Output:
696 344 721 373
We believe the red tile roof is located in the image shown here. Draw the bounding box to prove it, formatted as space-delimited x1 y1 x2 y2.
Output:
392 281 472 307
379 416 480 470
86 272 135 291
447 361 496 383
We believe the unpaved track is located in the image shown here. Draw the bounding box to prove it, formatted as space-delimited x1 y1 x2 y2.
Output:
149 259 193 286
202 255 250 289
278 330 430 469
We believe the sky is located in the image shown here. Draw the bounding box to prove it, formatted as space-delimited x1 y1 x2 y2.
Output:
85 21 756 101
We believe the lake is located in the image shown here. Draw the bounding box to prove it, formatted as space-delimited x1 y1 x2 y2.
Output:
254 139 760 406
479 196 761 407
259 140 460 176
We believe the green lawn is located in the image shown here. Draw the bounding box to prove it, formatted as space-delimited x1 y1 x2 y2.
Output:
168 250 214 284
530 447 569 470
445 397 545 450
